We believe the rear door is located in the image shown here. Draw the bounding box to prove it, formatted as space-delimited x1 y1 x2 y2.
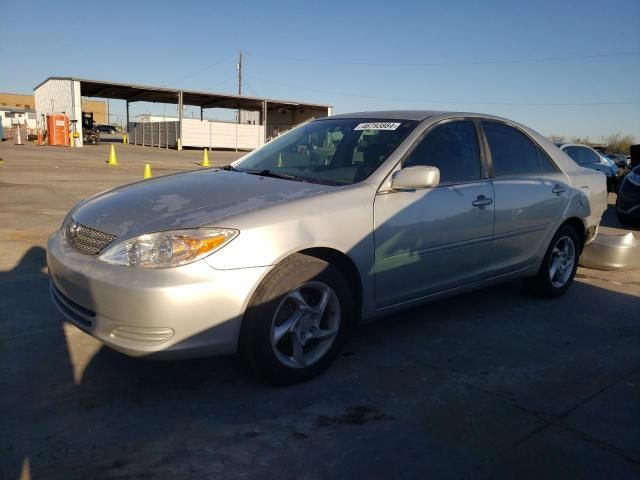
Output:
481 121 570 274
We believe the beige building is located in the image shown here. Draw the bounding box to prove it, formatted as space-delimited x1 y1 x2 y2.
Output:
0 92 107 124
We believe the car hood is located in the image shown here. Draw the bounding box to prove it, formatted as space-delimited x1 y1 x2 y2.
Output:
72 169 332 239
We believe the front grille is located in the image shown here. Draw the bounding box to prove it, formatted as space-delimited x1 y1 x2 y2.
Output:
66 221 117 255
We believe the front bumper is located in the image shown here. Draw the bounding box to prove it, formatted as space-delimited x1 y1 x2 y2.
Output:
47 230 271 358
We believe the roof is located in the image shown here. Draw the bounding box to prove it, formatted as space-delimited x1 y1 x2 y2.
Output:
0 106 35 113
34 77 331 112
556 143 598 149
327 110 444 121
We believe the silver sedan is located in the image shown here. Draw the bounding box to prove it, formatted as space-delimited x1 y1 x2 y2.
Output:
47 111 608 384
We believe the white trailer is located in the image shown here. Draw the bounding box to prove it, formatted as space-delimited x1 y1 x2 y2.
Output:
34 78 84 146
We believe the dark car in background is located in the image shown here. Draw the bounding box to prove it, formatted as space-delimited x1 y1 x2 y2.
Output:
96 124 117 134
616 165 640 226
605 153 630 168
557 143 622 192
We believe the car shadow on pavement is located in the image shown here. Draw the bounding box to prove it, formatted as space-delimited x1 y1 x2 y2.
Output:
2 245 640 479
0 246 77 479
0 246 260 479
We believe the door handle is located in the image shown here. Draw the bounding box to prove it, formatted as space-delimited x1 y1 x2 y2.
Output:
552 184 566 195
472 195 493 207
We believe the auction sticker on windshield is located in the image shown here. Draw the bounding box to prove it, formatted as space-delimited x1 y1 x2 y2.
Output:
354 122 401 131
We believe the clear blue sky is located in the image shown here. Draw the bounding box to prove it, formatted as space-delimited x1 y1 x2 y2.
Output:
1 0 639 140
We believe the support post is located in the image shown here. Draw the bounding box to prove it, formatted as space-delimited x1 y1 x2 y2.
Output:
235 102 239 152
125 100 130 138
177 91 183 151
262 100 268 145
200 107 203 121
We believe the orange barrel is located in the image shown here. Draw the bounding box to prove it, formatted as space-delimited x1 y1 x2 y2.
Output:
47 114 70 146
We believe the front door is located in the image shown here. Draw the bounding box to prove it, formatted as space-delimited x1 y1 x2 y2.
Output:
373 120 495 308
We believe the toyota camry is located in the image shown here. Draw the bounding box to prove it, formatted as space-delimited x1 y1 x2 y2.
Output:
47 111 608 384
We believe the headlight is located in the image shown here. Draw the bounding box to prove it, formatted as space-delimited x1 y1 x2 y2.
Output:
98 228 238 268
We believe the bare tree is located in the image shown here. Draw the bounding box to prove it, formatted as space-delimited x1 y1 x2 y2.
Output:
604 133 635 155
570 136 591 145
548 134 566 143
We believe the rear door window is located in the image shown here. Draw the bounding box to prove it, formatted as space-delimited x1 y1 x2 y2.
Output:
537 148 558 173
482 121 540 176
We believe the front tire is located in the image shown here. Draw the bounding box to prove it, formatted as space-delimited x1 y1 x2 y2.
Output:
524 224 580 298
240 253 354 385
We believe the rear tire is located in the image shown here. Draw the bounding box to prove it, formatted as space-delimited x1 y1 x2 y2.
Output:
240 253 354 385
524 224 580 298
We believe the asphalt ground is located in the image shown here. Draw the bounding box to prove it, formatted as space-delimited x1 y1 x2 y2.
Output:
1 140 638 479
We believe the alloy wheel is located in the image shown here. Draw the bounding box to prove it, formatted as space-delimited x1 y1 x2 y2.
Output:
270 281 341 369
548 235 576 288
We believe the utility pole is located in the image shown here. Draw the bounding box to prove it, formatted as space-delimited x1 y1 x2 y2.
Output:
237 51 243 95
237 50 243 124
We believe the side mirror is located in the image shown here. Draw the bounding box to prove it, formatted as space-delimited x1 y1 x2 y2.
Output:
391 166 440 190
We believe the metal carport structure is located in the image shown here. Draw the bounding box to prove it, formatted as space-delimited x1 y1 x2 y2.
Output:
34 77 332 148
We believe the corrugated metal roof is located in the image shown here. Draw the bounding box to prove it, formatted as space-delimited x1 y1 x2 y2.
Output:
34 77 331 111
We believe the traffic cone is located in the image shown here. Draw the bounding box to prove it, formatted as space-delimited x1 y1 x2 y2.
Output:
202 148 210 167
107 144 118 165
143 163 152 179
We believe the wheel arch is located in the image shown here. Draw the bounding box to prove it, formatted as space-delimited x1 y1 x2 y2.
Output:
560 216 586 253
299 247 363 322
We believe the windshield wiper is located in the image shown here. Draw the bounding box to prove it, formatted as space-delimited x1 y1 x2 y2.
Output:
220 164 239 171
241 169 303 181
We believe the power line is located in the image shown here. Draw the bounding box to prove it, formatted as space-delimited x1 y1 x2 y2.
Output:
245 73 640 106
241 77 260 97
175 57 230 84
245 50 640 67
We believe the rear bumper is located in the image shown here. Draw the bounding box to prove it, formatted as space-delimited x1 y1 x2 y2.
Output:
582 216 600 246
47 230 271 358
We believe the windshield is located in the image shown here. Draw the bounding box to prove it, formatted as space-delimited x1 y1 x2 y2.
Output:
233 118 418 185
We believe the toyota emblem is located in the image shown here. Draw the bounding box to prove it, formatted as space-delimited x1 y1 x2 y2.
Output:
68 221 80 239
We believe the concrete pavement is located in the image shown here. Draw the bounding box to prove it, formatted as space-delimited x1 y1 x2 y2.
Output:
1 141 638 479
